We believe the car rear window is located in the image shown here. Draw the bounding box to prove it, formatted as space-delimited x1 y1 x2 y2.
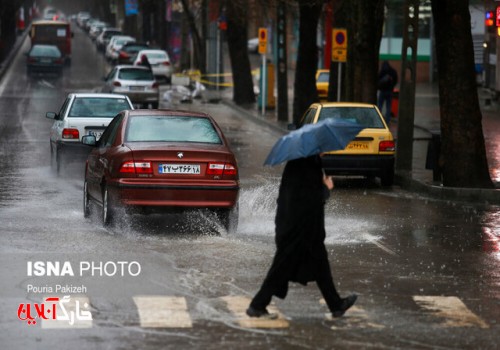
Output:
317 72 329 82
68 97 131 118
126 116 222 144
31 45 61 57
318 107 385 128
118 68 154 81
145 52 168 60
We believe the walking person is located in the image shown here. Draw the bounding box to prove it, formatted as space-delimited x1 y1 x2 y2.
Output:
247 155 357 319
377 61 398 125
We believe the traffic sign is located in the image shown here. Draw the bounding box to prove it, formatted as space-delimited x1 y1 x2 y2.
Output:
258 28 267 54
332 28 347 50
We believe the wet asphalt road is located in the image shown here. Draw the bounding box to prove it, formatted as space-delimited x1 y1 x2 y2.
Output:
0 26 499 349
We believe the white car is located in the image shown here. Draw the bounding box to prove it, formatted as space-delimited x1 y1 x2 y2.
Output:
46 93 133 174
132 49 173 83
105 35 135 62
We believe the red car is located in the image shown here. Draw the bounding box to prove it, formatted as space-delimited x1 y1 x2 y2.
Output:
82 109 239 232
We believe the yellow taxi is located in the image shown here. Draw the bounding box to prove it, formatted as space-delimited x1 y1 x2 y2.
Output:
300 102 395 186
316 69 330 100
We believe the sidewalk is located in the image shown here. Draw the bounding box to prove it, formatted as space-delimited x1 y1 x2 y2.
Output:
221 82 500 205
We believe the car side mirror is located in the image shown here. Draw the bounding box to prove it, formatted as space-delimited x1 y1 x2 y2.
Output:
81 135 97 146
46 112 58 120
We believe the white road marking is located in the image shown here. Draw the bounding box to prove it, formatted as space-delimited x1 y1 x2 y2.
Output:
133 296 192 328
221 295 289 328
413 296 489 328
42 296 92 329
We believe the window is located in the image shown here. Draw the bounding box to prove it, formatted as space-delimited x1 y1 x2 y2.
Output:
68 98 131 118
99 114 124 147
318 107 385 129
126 116 222 144
118 68 154 81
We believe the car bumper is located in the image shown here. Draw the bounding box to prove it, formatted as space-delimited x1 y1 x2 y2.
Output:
114 91 159 104
108 178 240 209
321 154 395 176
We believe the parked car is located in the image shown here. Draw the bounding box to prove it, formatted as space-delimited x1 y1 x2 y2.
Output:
117 42 149 65
300 102 395 186
96 28 122 51
105 35 135 62
316 69 330 101
46 93 133 174
132 49 173 83
101 65 159 108
247 37 259 53
26 44 64 75
82 109 240 232
89 21 109 41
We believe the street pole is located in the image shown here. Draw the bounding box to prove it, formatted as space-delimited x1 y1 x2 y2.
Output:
261 53 266 116
337 62 342 101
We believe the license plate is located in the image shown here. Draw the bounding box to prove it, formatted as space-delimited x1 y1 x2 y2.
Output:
129 86 144 91
87 130 104 140
40 58 52 63
346 142 369 150
159 164 201 174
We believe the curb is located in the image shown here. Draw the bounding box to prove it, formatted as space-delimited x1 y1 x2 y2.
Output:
222 98 500 205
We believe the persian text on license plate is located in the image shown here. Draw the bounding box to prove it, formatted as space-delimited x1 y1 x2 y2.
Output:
159 164 201 174
347 142 369 150
129 86 144 91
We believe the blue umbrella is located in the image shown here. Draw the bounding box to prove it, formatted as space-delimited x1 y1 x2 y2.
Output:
264 118 364 166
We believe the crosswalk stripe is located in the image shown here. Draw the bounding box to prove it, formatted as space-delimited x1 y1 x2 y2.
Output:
413 296 489 329
41 296 92 329
133 296 192 328
221 295 289 328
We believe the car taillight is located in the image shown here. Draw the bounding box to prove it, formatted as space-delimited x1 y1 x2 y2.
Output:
119 52 129 59
119 161 153 175
152 82 159 88
162 61 171 66
62 128 79 139
55 58 64 64
379 140 395 152
207 162 237 176
28 57 37 63
113 81 121 87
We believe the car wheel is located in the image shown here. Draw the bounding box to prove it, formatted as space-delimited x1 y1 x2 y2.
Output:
83 180 91 218
102 184 114 226
151 102 159 109
219 204 239 234
55 148 61 175
380 165 395 186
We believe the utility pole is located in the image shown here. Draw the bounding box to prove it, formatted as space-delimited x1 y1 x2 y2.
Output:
396 0 419 175
276 0 288 121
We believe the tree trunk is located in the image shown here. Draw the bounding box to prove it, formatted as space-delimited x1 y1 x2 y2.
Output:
292 0 322 126
179 0 206 73
345 0 384 103
431 0 493 188
226 0 256 105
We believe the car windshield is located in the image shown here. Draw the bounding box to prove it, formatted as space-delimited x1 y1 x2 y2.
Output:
68 97 130 118
31 45 61 57
318 107 385 128
118 68 154 81
126 116 222 144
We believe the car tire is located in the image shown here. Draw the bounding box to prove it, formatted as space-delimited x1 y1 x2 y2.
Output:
380 165 395 186
219 204 239 234
83 180 91 218
151 102 159 109
102 184 114 226
55 148 61 175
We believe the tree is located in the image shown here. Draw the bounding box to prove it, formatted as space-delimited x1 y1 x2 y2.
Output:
431 0 493 188
226 0 256 104
292 0 322 126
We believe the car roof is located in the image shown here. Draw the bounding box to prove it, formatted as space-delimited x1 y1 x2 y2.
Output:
68 93 130 99
137 49 168 54
114 65 150 70
126 109 210 118
311 102 377 108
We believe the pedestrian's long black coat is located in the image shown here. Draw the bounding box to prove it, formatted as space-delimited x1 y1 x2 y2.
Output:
261 155 331 299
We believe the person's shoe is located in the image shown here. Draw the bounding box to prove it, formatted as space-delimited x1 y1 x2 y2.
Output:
246 306 278 319
332 294 358 318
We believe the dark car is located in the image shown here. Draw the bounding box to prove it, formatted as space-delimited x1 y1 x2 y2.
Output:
26 44 64 75
117 42 149 64
82 109 240 232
